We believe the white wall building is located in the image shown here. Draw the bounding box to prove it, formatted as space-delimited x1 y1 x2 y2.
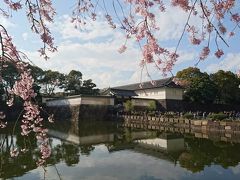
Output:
108 77 184 110
112 77 183 100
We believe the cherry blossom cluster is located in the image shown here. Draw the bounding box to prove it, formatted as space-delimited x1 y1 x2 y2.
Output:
8 71 53 165
237 70 240 78
9 71 36 100
1 1 239 78
71 0 239 77
2 0 57 60
0 17 53 166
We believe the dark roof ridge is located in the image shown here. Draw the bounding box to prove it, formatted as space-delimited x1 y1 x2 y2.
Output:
111 88 136 91
112 77 175 90
112 77 173 89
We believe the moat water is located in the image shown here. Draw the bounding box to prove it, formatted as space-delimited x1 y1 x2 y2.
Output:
1 120 240 180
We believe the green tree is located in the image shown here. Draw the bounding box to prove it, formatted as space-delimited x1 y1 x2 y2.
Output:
124 100 134 112
176 67 217 104
0 63 45 104
65 71 99 95
41 70 65 95
81 79 99 95
210 70 240 104
29 65 45 84
65 70 83 95
1 62 19 97
148 100 157 111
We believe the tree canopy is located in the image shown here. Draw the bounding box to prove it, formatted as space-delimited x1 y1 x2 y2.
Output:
64 70 99 95
176 67 240 104
210 70 240 104
176 67 217 104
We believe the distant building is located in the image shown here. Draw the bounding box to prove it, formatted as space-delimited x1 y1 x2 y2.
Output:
101 77 184 111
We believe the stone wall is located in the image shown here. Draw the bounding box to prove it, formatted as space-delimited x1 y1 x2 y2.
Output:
121 115 240 135
47 104 113 123
156 99 183 111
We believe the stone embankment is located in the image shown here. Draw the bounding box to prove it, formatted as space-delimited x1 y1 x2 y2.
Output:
121 115 240 143
47 104 112 122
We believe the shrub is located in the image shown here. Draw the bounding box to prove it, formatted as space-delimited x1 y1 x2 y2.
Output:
124 100 134 112
207 113 228 121
183 113 194 119
148 100 157 111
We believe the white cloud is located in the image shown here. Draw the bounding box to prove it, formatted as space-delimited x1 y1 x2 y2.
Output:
176 50 197 65
155 8 187 41
25 42 197 88
25 39 141 88
22 11 201 89
0 16 15 28
22 32 28 41
206 53 240 73
155 5 202 41
25 43 197 88
230 165 240 175
52 15 121 41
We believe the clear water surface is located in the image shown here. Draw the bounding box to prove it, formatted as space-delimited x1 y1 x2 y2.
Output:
1 120 240 180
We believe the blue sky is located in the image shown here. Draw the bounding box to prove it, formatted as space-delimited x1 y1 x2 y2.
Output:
1 1 240 88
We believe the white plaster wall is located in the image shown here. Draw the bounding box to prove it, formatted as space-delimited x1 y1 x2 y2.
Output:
135 88 166 100
135 88 183 100
46 96 114 107
81 97 114 105
46 97 81 107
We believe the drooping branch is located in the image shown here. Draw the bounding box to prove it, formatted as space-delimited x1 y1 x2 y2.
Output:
199 0 229 47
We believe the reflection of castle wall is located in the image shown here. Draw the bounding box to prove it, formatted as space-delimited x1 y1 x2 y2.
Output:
48 129 157 147
130 131 157 140
135 137 185 152
123 119 240 144
79 134 114 145
48 129 114 145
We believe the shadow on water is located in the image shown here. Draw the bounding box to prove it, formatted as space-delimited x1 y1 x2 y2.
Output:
1 118 240 179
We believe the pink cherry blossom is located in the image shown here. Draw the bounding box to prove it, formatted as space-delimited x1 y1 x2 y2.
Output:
200 47 210 60
118 45 127 54
215 49 224 58
10 148 19 157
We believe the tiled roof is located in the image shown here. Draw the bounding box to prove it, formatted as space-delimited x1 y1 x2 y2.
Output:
110 89 138 96
113 77 182 91
101 88 138 97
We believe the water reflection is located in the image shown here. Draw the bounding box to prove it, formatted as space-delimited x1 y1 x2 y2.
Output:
1 121 240 179
0 126 38 179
